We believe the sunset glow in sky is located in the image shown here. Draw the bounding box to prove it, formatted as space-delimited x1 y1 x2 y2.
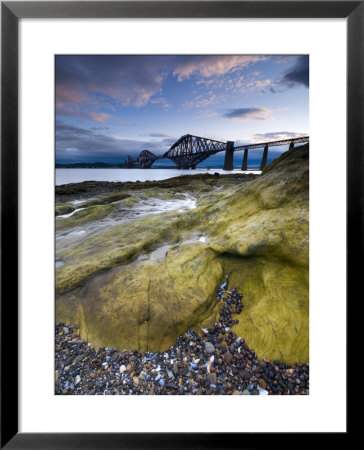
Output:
56 55 309 163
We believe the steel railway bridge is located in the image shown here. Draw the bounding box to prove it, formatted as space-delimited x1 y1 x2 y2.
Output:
125 134 309 170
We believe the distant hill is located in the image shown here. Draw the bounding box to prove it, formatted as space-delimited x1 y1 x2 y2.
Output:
56 162 125 168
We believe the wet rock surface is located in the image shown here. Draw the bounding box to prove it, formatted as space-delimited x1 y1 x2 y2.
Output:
55 278 309 395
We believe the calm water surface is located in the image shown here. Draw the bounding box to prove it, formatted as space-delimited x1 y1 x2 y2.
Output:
56 168 261 186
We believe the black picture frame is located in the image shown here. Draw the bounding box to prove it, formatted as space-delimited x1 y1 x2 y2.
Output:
1 1 359 447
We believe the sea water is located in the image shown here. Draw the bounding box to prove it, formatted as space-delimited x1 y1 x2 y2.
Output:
56 167 261 185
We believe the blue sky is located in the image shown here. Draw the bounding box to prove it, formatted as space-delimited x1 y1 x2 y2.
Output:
56 55 309 164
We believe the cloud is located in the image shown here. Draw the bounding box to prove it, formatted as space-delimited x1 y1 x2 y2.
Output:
250 131 308 143
223 107 273 121
55 55 173 121
55 121 175 163
282 55 309 88
273 55 298 64
182 92 222 109
91 126 110 131
56 108 112 124
147 133 174 138
250 79 272 89
173 55 267 81
55 55 273 121
150 97 171 109
88 112 111 123
56 121 93 136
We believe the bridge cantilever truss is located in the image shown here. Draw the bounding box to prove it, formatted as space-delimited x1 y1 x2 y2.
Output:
124 155 137 168
132 134 309 170
137 150 161 168
163 134 228 169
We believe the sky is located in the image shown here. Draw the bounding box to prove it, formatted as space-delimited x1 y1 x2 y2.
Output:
55 54 309 165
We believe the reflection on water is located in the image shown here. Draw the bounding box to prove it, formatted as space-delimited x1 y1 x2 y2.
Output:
149 245 173 262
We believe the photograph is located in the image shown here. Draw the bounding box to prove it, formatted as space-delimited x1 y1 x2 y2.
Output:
54 54 309 396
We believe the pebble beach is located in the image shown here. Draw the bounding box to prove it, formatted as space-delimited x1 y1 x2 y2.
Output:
55 276 309 395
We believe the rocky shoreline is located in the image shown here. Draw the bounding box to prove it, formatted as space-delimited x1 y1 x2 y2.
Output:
55 277 309 395
56 145 309 368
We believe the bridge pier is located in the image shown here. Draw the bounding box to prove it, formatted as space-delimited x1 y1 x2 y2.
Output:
241 149 249 170
260 144 268 170
223 141 234 170
289 141 294 150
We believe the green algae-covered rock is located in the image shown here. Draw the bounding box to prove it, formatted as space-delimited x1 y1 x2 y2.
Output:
56 242 222 352
220 255 308 364
206 145 309 363
55 145 309 363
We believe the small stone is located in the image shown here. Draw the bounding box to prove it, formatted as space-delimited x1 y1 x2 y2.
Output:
258 378 267 389
133 376 139 386
208 373 217 384
232 390 241 395
63 327 69 335
126 364 132 371
224 352 233 363
74 353 86 365
242 390 251 395
259 361 267 370
55 370 60 383
239 369 252 380
172 363 179 376
119 365 126 374
74 375 81 385
204 342 215 354
165 381 179 390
